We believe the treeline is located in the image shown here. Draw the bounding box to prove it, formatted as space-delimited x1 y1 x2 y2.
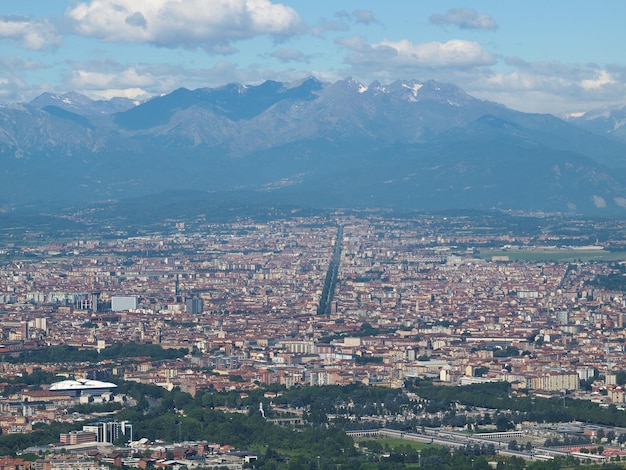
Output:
6 343 187 364
589 273 626 292
588 262 626 291
67 402 122 414
2 370 60 394
110 386 363 469
0 421 79 455
272 383 411 421
3 376 626 469
413 382 626 427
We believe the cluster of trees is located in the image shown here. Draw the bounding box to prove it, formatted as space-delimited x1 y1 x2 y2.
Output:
507 440 532 451
357 444 602 470
10 371 626 468
413 381 626 428
1 370 60 395
272 383 412 423
318 322 393 344
492 346 520 358
588 262 626 291
0 421 79 455
589 273 626 292
358 444 494 470
112 386 368 468
6 343 188 364
383 412 515 436
67 402 122 414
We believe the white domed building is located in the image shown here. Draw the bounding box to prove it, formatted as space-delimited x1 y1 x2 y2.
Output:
49 378 117 397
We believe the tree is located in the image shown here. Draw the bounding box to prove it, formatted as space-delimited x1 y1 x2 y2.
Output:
495 415 513 432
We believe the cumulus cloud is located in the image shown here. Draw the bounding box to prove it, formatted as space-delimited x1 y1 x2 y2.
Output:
65 0 303 53
468 60 626 113
0 15 62 50
332 34 626 114
61 58 317 101
581 70 616 90
63 62 178 100
429 8 498 31
71 68 155 90
339 36 496 69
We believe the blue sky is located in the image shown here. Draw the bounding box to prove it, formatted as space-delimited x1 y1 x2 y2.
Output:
2 0 626 114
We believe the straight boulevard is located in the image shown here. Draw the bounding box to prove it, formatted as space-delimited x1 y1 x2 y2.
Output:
317 225 343 314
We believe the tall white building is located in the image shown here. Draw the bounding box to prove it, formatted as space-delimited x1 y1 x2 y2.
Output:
83 420 133 443
111 296 138 311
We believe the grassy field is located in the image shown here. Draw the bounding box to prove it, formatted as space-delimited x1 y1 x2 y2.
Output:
478 249 626 262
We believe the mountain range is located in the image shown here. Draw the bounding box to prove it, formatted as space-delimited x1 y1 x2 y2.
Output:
2 77 626 215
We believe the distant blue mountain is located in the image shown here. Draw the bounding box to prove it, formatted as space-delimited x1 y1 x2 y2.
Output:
114 77 323 130
2 77 626 214
564 106 626 142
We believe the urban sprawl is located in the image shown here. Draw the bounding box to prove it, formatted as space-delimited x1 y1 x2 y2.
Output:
2 213 626 468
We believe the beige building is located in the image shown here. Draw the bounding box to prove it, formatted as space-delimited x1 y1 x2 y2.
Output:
530 371 579 392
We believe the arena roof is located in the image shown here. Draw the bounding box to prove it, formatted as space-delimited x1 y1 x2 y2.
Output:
49 378 117 392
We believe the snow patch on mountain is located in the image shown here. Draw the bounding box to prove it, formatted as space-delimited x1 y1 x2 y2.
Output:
402 82 422 100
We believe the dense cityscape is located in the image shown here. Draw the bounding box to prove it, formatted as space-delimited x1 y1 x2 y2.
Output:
5 0 626 469
2 212 626 468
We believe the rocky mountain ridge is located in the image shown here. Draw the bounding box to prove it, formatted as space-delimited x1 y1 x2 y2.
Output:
1 77 626 214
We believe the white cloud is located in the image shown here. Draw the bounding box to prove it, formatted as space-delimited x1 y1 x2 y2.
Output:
0 15 62 50
65 0 303 53
465 62 626 113
340 36 496 69
71 68 156 90
429 8 498 31
60 58 320 101
581 70 616 90
65 63 179 100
